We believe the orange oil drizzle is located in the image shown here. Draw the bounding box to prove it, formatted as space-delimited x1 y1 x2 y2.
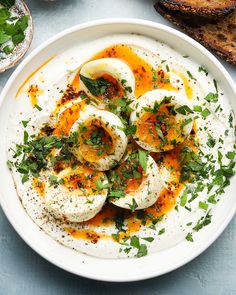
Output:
32 178 45 197
53 100 86 136
15 55 56 98
27 84 43 106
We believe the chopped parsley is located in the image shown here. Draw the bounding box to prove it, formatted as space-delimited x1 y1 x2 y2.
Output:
142 237 154 242
186 70 196 81
130 236 148 258
95 179 109 190
204 92 218 103
127 198 138 212
199 201 208 211
80 74 113 97
201 108 211 119
206 134 216 148
176 105 193 115
180 189 188 206
21 120 29 128
193 211 212 232
158 228 165 235
138 149 147 172
49 175 64 187
198 66 208 76
34 104 42 111
185 233 193 242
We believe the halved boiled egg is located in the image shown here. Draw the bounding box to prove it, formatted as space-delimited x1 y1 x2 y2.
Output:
70 105 128 171
109 151 163 210
130 89 193 152
79 58 135 107
44 165 108 222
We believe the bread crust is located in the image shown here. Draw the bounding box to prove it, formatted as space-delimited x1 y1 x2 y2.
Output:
154 2 236 66
159 0 236 19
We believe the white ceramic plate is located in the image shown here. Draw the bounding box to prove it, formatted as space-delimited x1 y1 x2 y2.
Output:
0 19 235 282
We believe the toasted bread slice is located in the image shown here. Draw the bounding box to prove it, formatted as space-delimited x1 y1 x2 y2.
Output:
155 2 236 65
159 0 236 19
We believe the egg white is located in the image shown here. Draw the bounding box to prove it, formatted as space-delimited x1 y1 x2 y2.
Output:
130 89 194 152
110 155 163 210
80 58 135 104
44 166 108 222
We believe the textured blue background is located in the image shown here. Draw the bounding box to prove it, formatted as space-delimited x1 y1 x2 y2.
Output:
0 0 236 294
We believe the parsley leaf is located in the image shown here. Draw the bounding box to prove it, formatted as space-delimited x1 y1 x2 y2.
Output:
201 108 211 119
138 149 147 172
198 66 208 76
193 212 212 232
130 236 140 248
176 105 193 115
186 70 196 81
80 74 113 96
127 198 138 212
185 233 193 242
199 201 208 211
137 244 147 258
109 190 125 198
96 179 109 190
204 92 218 103
142 237 154 242
180 189 188 206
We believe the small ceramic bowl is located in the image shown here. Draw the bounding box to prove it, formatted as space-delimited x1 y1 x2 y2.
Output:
0 0 33 73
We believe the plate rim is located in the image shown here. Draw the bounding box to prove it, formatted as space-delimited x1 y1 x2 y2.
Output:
0 18 236 282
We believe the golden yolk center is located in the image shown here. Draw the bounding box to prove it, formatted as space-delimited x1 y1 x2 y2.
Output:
111 159 144 194
79 119 115 162
136 105 185 150
63 166 104 194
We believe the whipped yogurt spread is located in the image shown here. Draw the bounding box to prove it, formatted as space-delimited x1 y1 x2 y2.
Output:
7 34 235 258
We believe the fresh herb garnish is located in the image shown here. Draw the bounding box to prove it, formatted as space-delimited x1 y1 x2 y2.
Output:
109 190 125 198
180 189 188 206
49 175 64 187
138 149 147 172
95 179 109 190
201 108 211 119
186 70 196 81
127 198 138 212
206 134 216 148
142 237 154 242
199 201 208 211
185 233 193 242
198 66 208 76
204 92 218 103
176 105 193 115
158 228 165 235
193 211 212 231
34 104 42 111
130 236 148 258
80 74 113 97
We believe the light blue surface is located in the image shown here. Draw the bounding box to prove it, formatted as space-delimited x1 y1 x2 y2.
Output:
0 0 236 294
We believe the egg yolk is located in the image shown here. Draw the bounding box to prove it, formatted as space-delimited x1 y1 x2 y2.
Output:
93 73 124 101
109 154 144 194
62 166 105 195
136 104 186 151
78 118 115 162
